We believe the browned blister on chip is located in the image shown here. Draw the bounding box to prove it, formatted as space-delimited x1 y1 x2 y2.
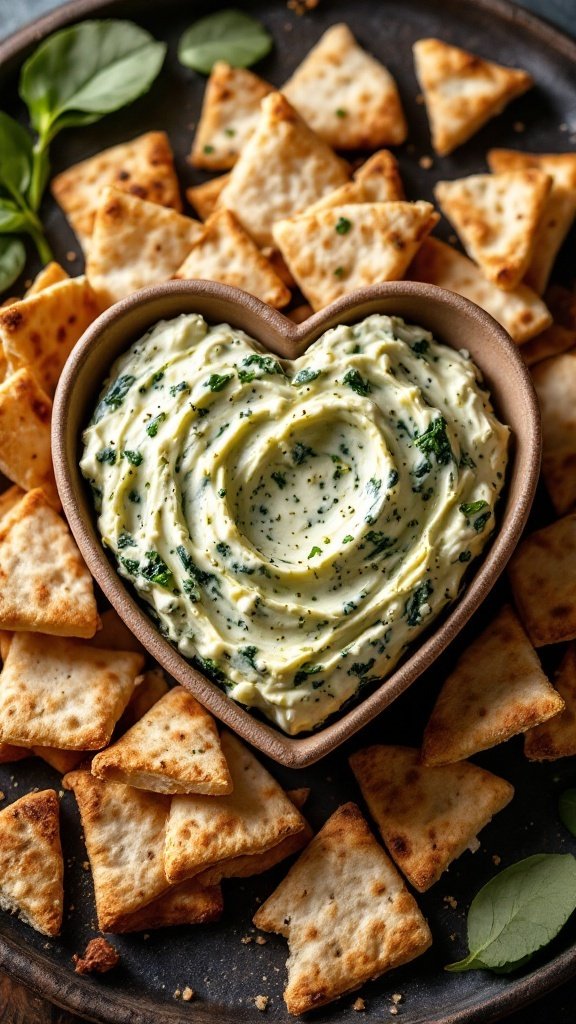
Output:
0 368 59 509
349 746 514 892
253 802 432 1015
509 513 576 646
190 61 273 170
422 605 564 765
0 789 63 936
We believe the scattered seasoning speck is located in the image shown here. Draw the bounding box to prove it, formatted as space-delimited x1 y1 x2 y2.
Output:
492 853 501 866
182 986 195 1002
255 936 267 945
419 155 433 170
335 216 352 235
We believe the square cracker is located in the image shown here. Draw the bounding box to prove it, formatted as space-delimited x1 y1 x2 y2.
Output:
190 61 273 170
51 131 182 254
86 187 204 308
525 644 576 761
508 513 576 646
421 604 564 765
0 789 63 937
0 276 100 396
64 769 171 930
0 631 143 749
273 201 438 312
110 877 223 933
413 38 532 156
164 730 305 883
174 208 291 308
349 746 513 891
218 92 349 247
532 350 576 515
253 802 431 1015
0 489 99 637
0 368 59 509
488 150 576 295
283 24 407 150
186 174 231 221
434 171 551 290
91 685 232 795
410 238 552 344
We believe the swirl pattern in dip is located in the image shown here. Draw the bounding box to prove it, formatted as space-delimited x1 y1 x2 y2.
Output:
81 313 509 734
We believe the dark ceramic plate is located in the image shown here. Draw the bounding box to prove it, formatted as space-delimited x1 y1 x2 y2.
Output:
0 0 575 1022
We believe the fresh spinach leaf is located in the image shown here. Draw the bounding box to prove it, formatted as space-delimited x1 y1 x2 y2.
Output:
0 112 33 198
0 236 26 293
0 201 29 235
446 854 576 973
178 10 273 75
559 790 576 837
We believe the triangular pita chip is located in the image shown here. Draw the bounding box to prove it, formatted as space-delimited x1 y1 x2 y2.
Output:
349 746 514 891
413 38 532 156
522 286 576 366
283 24 407 149
287 303 313 324
0 630 11 661
190 61 273 170
422 605 564 765
0 789 63 936
64 769 171 931
525 644 576 761
0 489 99 637
0 742 28 764
434 171 551 290
303 150 404 216
410 238 552 344
0 631 143 749
25 262 69 296
532 350 576 515
0 485 24 525
89 606 145 654
174 208 291 308
91 685 232 795
86 187 204 308
118 667 169 732
51 131 182 254
509 513 576 646
488 150 576 294
164 731 305 883
274 201 438 312
253 802 432 1015
0 277 100 396
0 369 59 509
110 877 223 933
218 92 349 247
33 747 87 773
186 174 231 221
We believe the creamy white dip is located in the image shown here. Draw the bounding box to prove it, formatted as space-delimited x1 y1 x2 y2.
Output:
81 313 509 734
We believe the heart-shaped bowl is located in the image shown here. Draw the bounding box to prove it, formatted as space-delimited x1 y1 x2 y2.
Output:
53 279 540 767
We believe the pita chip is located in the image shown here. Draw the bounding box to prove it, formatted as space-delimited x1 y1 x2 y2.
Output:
218 92 349 247
25 262 69 296
410 238 552 344
0 789 63 936
63 769 171 931
349 746 513 892
118 668 169 732
0 489 98 637
253 803 431 1015
413 38 532 156
488 150 576 294
0 276 100 396
522 286 576 366
86 188 204 308
0 632 143 750
283 24 407 149
422 605 564 765
509 513 576 646
532 350 576 515
186 174 231 221
287 303 313 325
0 485 24 525
164 730 305 883
0 742 28 764
34 747 87 773
274 201 438 312
174 208 291 308
0 369 59 509
51 131 182 254
190 61 273 170
91 685 232 795
435 171 551 290
303 150 405 215
110 877 223 933
89 607 144 655
525 645 576 761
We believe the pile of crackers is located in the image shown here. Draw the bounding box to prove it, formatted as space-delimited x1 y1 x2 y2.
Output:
0 18 575 1016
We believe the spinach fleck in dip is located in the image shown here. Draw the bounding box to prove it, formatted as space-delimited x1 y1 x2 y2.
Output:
81 313 509 734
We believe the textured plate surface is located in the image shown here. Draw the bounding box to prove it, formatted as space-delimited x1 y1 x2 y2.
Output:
0 0 576 1022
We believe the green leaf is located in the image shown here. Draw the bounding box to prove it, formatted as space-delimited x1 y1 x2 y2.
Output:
0 200 29 234
414 416 453 465
446 854 576 973
0 236 26 294
559 790 576 837
0 112 33 198
178 9 273 75
20 20 166 139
